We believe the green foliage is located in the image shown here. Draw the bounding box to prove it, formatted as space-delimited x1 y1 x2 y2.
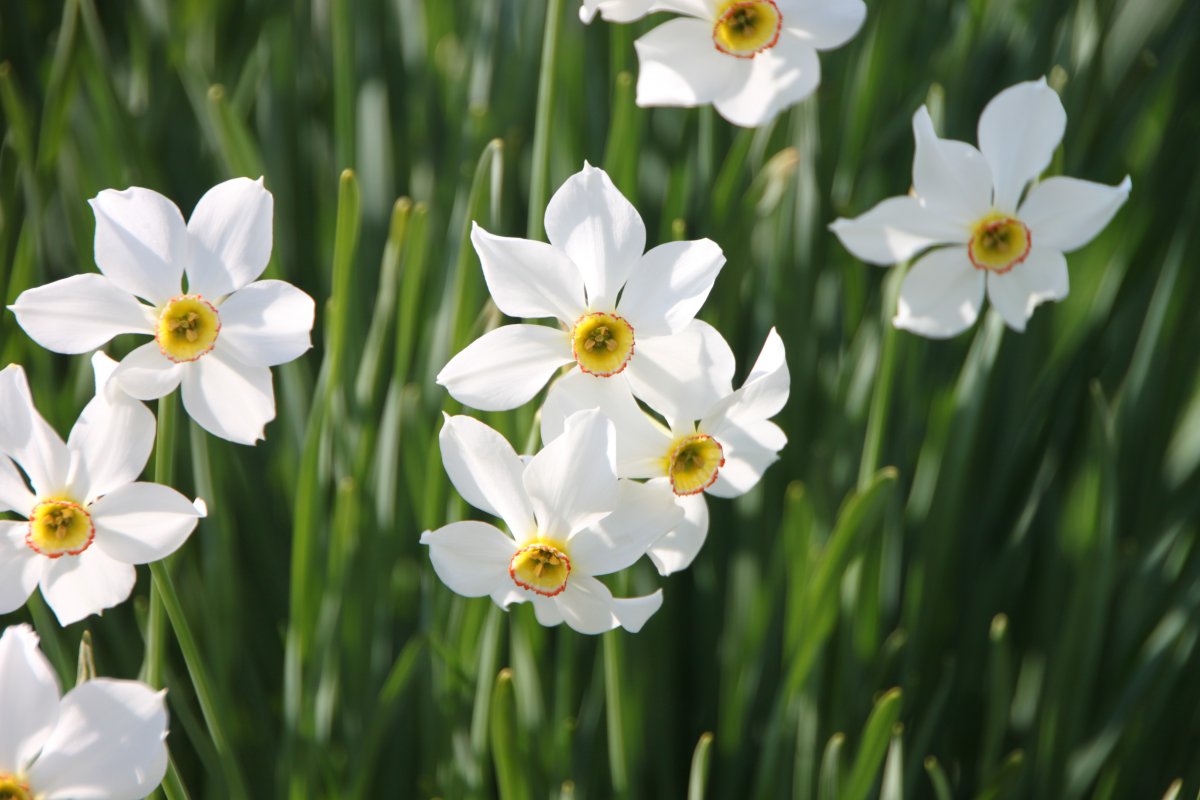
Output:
1 0 1199 797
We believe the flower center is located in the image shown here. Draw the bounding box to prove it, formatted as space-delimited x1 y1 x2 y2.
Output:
968 213 1032 274
571 312 635 377
666 434 725 496
713 0 783 58
26 499 95 558
509 543 571 597
156 294 221 363
0 776 31 800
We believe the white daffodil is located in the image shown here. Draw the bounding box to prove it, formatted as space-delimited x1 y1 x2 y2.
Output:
580 0 866 128
830 79 1132 338
541 329 788 575
0 625 168 800
421 410 681 634
0 357 204 626
437 163 734 423
9 178 315 444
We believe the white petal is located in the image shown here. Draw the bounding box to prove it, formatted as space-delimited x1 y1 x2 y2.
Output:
439 415 537 538
9 274 154 354
581 0 710 23
617 238 726 337
625 320 736 423
186 177 274 298
28 679 167 800
523 409 620 540
541 370 671 479
911 106 994 226
67 356 156 502
544 164 647 310
89 187 188 305
707 417 786 497
90 483 203 565
470 224 587 323
830 195 969 266
978 78 1067 213
554 576 622 635
419 522 516 598
531 597 564 626
702 327 790 434
893 247 985 339
180 352 275 445
568 479 683 576
647 489 709 575
781 0 867 49
633 19 747 109
491 586 526 610
0 623 61 774
985 248 1069 333
608 589 664 633
0 365 71 497
110 343 184 401
437 324 572 412
1018 175 1132 254
0 457 35 514
712 33 820 128
0 523 40 617
216 280 316 367
40 548 137 626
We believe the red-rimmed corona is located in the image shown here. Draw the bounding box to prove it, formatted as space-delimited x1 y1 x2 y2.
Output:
967 214 1032 274
509 543 572 597
571 311 635 377
155 294 222 363
25 499 95 559
666 434 726 496
712 0 783 58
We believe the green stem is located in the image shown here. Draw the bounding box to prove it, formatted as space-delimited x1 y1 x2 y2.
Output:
526 0 564 241
141 395 176 688
149 561 249 798
145 394 248 798
857 264 906 490
603 632 629 796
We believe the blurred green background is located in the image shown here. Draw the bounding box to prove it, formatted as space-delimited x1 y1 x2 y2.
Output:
2 0 1199 797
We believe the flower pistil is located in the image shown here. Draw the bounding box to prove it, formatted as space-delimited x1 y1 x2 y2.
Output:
26 499 95 558
156 294 221 362
666 434 725 495
968 213 1032 274
713 0 783 58
572 312 636 377
509 542 572 596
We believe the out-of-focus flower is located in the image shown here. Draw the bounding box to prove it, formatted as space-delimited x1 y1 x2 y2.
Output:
9 178 315 444
830 79 1131 338
0 356 204 626
438 163 732 422
421 410 681 634
541 329 788 574
0 624 168 800
580 0 866 127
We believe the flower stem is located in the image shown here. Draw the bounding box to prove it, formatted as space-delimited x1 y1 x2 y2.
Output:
526 0 564 241
857 264 906 490
603 631 629 796
146 394 249 798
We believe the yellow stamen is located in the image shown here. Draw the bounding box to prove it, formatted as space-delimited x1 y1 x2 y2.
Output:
26 499 94 558
713 0 783 58
571 312 635 377
156 295 221 363
665 434 725 496
0 775 31 800
968 213 1032 274
509 543 572 597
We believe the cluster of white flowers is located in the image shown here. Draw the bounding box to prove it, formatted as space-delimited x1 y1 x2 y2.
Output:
1 179 313 795
427 164 791 633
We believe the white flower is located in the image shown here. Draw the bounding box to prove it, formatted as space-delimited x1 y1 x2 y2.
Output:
830 79 1132 338
0 356 204 626
580 0 866 128
9 178 316 444
420 410 682 634
437 163 733 421
0 625 168 800
541 328 788 574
